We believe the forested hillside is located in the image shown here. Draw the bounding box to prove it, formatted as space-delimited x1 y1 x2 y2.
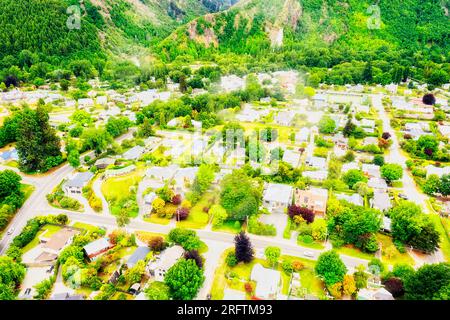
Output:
158 0 450 85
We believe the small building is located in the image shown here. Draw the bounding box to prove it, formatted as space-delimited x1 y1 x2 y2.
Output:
173 167 199 194
63 171 94 194
104 165 136 178
296 127 310 143
294 187 329 216
83 238 114 262
122 146 145 160
341 162 360 173
362 137 379 147
371 191 391 212
357 288 394 300
335 193 364 207
250 263 282 300
302 170 328 181
305 156 327 170
78 98 94 108
425 165 450 178
262 183 293 211
147 245 184 282
282 149 301 168
146 165 178 182
127 247 151 268
94 157 115 170
382 216 392 233
96 96 108 105
144 192 157 206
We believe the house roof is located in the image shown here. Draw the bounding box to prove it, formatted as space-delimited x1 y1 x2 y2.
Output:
368 177 388 190
250 263 281 299
65 172 94 188
83 238 112 257
426 165 450 178
127 247 151 267
302 170 328 181
335 193 363 206
43 228 79 252
263 183 293 204
122 146 145 160
95 157 115 166
282 150 301 167
372 191 391 212
153 245 184 271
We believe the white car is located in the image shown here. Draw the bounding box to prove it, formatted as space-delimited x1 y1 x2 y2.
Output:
303 251 314 258
6 228 14 235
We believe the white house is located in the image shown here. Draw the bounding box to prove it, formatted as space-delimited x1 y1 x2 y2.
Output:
305 156 327 170
262 183 293 211
296 127 310 143
335 193 364 206
63 172 94 194
77 98 94 108
146 165 179 182
362 164 381 178
147 245 184 281
282 149 301 168
220 75 245 92
425 165 450 178
368 177 388 191
302 170 328 181
250 264 282 300
342 162 360 173
122 146 145 160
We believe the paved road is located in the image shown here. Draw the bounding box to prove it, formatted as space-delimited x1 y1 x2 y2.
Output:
0 129 136 254
372 94 429 213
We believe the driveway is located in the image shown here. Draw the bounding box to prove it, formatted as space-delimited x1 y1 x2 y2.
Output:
259 210 288 239
92 175 109 215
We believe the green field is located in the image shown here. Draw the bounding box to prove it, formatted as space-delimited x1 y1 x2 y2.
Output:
176 192 214 229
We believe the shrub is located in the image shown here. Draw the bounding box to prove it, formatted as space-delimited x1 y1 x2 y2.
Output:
225 251 237 267
292 260 304 272
244 282 254 294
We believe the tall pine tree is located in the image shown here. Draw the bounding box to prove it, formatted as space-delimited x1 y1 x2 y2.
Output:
16 106 62 172
234 232 254 263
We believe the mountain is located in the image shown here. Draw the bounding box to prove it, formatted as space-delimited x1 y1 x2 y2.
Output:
157 0 449 84
0 0 237 62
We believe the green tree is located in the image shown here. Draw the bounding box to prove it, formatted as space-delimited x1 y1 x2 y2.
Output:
264 246 281 268
144 281 170 300
315 251 347 287
423 174 441 195
318 116 336 134
404 263 450 300
164 259 204 300
343 169 368 189
16 106 62 172
381 164 403 183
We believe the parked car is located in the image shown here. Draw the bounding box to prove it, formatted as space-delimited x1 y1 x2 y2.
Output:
303 251 314 258
6 228 14 235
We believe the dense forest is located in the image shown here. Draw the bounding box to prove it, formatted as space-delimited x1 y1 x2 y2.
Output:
0 0 448 88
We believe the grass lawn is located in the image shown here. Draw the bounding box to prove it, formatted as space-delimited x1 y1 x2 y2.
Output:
376 233 415 266
429 214 450 261
135 231 167 242
335 245 375 261
176 192 214 229
101 169 143 218
212 220 242 234
5 160 18 168
21 184 35 201
144 215 172 225
297 238 326 250
72 222 102 233
41 225 63 238
210 249 320 300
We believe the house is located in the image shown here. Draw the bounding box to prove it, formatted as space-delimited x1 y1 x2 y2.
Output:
302 170 328 181
41 228 79 255
425 165 450 178
83 238 115 262
262 183 293 211
342 162 360 173
173 167 199 194
146 165 178 182
360 119 376 133
104 165 136 178
94 157 115 170
305 156 327 170
50 293 85 300
358 288 394 300
368 177 388 191
78 98 94 108
355 104 370 114
362 137 379 147
147 245 184 281
438 125 450 138
335 193 364 206
63 171 94 194
312 94 328 109
296 127 310 143
96 96 107 105
274 111 295 126
294 187 329 216
220 75 245 92
126 247 151 269
250 263 282 300
122 146 145 160
362 164 381 178
282 149 301 168
371 191 391 212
